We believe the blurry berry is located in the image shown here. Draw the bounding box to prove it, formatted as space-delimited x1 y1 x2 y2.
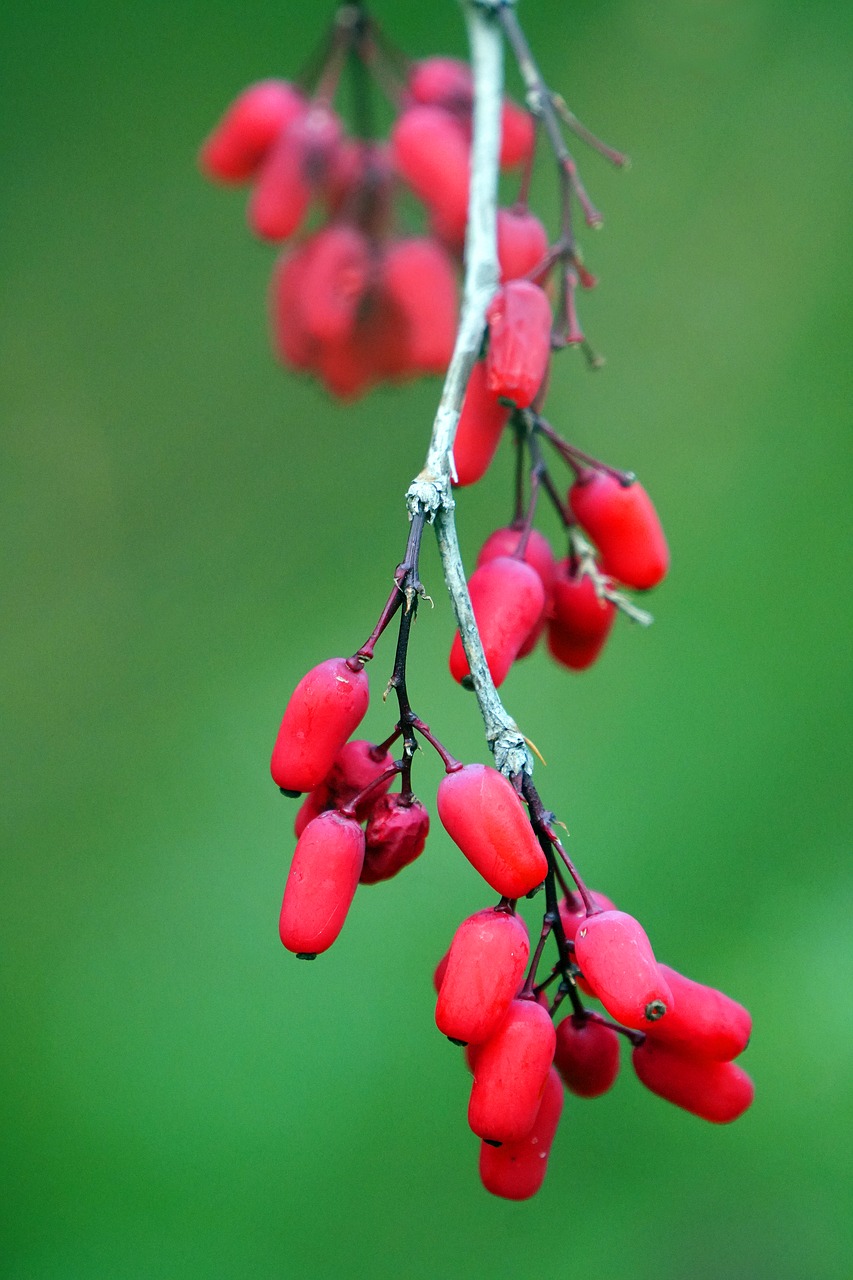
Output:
199 80 305 183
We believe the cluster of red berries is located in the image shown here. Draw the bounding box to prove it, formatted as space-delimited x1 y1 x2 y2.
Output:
204 2 754 1204
200 10 539 399
269 639 753 1200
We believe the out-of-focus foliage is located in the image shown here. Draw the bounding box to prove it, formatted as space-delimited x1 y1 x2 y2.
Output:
1 2 851 1276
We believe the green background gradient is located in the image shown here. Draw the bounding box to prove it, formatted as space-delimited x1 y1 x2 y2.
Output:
2 1 851 1276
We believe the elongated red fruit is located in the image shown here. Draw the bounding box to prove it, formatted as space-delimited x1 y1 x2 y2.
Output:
547 562 616 671
452 362 510 487
449 556 546 687
554 1015 621 1098
391 105 469 246
497 207 549 283
270 658 369 793
360 794 430 885
479 1066 563 1200
632 1039 754 1123
199 80 305 183
485 280 552 409
557 889 618 996
381 237 457 374
279 811 365 956
568 471 669 591
468 998 556 1143
437 764 548 897
574 909 673 1030
436 908 530 1044
643 965 752 1061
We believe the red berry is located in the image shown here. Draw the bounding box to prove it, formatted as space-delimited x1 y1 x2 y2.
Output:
568 471 669 591
298 225 371 344
478 1066 563 1200
496 207 550 283
437 764 548 898
269 247 318 372
554 1015 621 1098
279 811 365 956
476 526 556 595
632 1039 755 1123
499 100 535 170
249 105 342 241
451 362 510 487
557 889 618 943
449 555 546 687
360 794 430 884
199 80 305 184
485 280 552 409
468 998 556 1143
433 948 451 994
408 57 472 111
547 562 616 671
270 658 369 793
435 908 530 1044
293 739 396 837
574 909 674 1030
381 238 457 374
392 106 470 247
643 966 752 1061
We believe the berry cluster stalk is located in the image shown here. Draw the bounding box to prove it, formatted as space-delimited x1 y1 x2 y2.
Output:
406 0 531 777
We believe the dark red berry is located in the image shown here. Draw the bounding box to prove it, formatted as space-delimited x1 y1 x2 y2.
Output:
547 561 616 671
554 1015 621 1098
360 794 430 884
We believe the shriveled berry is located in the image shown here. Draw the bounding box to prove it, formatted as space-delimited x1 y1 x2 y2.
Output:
452 362 510 487
569 470 669 591
436 908 530 1044
270 657 369 793
437 764 548 898
468 998 557 1143
360 794 430 884
574 909 673 1030
632 1039 754 1123
644 965 752 1061
554 1015 621 1098
485 279 552 409
449 556 546 687
199 80 305 184
478 1067 563 1200
279 811 365 955
547 561 616 671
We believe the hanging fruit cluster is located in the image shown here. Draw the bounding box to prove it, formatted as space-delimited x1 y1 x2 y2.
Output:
202 1 754 1203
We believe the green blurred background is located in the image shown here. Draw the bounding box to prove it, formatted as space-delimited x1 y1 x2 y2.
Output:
2 0 851 1276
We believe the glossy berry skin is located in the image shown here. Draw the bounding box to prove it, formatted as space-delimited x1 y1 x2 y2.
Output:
468 998 557 1143
632 1039 754 1123
199 80 305 183
574 910 674 1031
496 207 549 283
360 795 430 885
644 965 752 1061
479 1067 563 1200
569 471 669 591
554 1015 621 1098
485 280 552 409
452 362 510 487
547 562 616 672
270 658 369 793
436 909 530 1044
437 764 548 898
557 890 618 996
279 811 365 956
449 556 546 687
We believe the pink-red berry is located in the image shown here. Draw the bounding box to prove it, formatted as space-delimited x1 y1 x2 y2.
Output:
574 909 674 1030
437 764 548 898
478 1067 563 1200
435 908 530 1044
632 1039 754 1123
643 965 752 1061
270 657 369 793
569 471 669 591
279 811 365 955
485 279 552 409
468 998 557 1143
449 555 546 687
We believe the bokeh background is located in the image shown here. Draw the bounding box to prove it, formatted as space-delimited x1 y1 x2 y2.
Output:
2 1 851 1276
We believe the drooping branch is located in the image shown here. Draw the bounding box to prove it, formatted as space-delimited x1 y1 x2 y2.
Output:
406 0 533 777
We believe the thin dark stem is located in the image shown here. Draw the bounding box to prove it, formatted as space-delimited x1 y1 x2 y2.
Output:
535 416 635 486
355 511 427 662
340 762 403 818
522 775 597 915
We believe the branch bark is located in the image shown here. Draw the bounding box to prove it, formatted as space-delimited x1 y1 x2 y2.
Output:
405 0 533 778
